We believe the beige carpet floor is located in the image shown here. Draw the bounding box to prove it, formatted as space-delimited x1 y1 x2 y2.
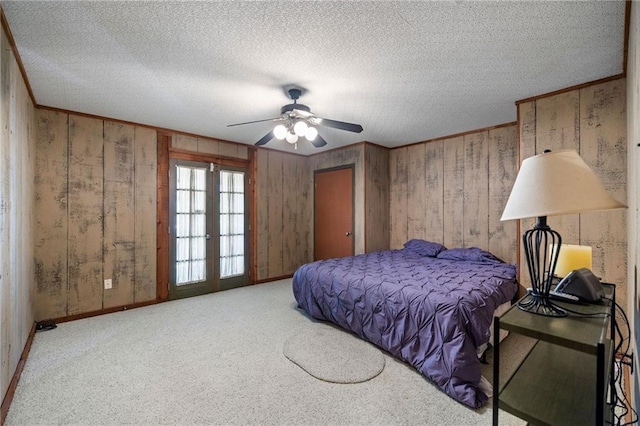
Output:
6 279 531 425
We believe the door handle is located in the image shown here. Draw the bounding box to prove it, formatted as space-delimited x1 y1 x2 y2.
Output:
345 232 352 237
205 234 212 240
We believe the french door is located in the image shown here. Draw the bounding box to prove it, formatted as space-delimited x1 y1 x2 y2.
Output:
168 159 249 300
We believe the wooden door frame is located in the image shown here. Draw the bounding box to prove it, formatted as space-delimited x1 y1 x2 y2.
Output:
313 164 356 259
156 132 254 302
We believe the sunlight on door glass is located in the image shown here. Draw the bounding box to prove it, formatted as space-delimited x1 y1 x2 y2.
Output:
220 170 245 278
175 165 207 285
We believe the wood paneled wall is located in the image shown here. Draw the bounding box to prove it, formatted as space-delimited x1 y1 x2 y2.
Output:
389 125 518 265
255 142 391 282
171 133 249 160
364 143 390 253
518 78 628 307
626 1 640 395
34 110 158 321
255 149 311 281
0 24 35 410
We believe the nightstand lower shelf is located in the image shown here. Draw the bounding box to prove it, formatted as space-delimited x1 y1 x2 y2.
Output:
499 339 613 426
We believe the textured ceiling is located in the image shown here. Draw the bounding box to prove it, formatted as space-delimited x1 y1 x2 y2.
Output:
0 1 626 155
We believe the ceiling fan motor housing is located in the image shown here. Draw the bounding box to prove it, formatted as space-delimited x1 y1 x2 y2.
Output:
281 103 311 114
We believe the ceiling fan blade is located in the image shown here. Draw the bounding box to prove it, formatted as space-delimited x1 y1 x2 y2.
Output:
313 117 363 133
255 131 274 146
227 117 284 127
310 133 328 148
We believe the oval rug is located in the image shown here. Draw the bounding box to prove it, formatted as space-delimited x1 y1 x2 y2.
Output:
283 326 385 384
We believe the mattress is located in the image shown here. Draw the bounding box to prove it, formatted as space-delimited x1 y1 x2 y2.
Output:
292 246 517 408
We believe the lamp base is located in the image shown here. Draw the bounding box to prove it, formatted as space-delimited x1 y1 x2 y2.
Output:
517 293 567 317
520 216 566 317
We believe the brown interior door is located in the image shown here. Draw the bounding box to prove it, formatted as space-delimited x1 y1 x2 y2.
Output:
314 166 354 260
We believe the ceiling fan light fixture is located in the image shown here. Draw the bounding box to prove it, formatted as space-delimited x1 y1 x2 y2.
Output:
305 126 318 141
286 133 298 144
273 124 287 140
293 120 308 136
228 86 362 149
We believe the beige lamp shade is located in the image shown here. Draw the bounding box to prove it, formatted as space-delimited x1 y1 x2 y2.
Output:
501 149 626 221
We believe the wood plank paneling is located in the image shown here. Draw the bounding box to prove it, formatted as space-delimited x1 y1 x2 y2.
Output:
103 122 135 308
519 101 536 159
196 137 219 155
21 59 36 347
32 114 160 316
391 129 517 259
256 150 270 280
34 109 68 319
364 144 390 253
1 26 36 410
297 155 312 266
282 154 297 273
579 79 627 306
134 126 157 302
463 132 489 249
489 126 518 264
218 141 248 159
389 147 408 249
518 102 536 289
424 141 444 244
407 144 426 240
267 151 283 278
7 53 19 383
535 92 580 244
443 136 465 248
172 134 197 152
254 149 310 281
172 133 249 160
0 28 10 395
157 134 170 301
68 115 103 315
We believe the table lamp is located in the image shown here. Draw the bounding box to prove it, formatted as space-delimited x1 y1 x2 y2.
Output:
501 149 626 317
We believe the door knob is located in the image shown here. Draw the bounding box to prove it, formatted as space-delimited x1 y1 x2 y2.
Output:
345 231 352 237
205 234 212 240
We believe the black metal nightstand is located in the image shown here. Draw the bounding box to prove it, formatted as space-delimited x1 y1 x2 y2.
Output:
493 283 615 425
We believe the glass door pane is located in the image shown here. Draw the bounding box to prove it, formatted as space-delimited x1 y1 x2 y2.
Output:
175 165 207 285
219 170 245 279
169 160 213 299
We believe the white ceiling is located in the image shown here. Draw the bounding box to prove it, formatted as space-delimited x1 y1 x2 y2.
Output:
0 1 626 155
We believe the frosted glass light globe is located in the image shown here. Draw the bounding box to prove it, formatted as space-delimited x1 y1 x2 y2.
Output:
273 125 287 140
305 126 318 141
293 121 308 136
286 133 298 144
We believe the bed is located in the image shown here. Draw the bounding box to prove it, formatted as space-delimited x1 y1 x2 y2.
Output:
292 240 518 408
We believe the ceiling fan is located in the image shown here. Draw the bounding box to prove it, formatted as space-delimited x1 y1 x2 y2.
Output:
227 88 363 149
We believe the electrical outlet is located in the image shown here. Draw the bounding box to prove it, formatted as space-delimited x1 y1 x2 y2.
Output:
104 278 112 290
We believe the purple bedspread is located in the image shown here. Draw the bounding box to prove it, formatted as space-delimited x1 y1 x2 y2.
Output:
292 249 517 408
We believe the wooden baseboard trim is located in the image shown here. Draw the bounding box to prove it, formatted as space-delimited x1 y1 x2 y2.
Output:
255 274 294 284
52 299 159 324
1 322 37 425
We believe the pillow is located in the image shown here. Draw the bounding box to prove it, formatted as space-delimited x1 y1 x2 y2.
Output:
436 247 504 263
403 239 447 257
